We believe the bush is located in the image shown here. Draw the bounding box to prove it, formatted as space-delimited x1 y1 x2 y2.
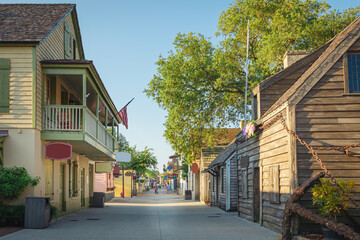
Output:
0 204 25 227
312 178 355 221
0 166 40 201
50 205 58 220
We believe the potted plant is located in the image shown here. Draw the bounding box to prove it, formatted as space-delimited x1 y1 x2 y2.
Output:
312 178 355 240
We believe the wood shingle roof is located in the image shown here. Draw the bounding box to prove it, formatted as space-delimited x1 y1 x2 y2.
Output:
0 4 74 43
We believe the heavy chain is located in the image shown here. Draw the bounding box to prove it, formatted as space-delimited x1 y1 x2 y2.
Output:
259 113 360 209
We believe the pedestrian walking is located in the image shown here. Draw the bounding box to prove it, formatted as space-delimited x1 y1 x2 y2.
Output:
155 183 159 194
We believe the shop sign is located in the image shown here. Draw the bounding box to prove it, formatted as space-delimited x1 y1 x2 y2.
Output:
45 143 72 160
116 152 131 163
125 171 133 176
95 162 112 173
113 166 121 177
191 163 199 174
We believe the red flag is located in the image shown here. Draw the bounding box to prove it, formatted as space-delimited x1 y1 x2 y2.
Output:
118 106 128 129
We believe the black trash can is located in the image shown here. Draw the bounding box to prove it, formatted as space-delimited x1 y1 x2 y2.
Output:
24 197 50 229
93 192 105 208
185 190 192 200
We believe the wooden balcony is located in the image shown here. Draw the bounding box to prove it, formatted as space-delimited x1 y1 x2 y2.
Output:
42 105 119 161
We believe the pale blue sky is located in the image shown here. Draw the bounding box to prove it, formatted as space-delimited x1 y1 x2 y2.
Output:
6 0 360 170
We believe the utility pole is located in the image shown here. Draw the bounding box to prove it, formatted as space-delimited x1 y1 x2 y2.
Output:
122 164 125 198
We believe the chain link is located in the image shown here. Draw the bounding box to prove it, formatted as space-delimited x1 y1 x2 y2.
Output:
258 113 360 209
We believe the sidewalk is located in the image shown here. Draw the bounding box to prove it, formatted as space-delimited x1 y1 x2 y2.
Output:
2 189 281 240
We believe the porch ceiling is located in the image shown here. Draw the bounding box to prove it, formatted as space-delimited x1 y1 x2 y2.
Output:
42 132 115 161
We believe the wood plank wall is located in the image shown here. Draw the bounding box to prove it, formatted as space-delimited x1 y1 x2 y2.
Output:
237 109 290 233
0 47 33 128
260 66 310 117
36 12 80 130
200 147 225 203
296 39 360 234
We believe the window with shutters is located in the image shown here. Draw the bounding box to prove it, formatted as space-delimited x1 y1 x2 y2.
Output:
269 165 280 204
241 169 248 199
0 59 10 113
64 23 73 59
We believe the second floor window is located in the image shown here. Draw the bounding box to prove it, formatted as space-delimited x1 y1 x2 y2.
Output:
347 54 360 93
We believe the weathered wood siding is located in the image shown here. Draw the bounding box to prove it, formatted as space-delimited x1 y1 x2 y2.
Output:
36 12 80 129
229 155 238 211
200 147 225 203
237 109 290 233
296 39 360 233
259 65 311 117
217 155 238 211
0 47 33 128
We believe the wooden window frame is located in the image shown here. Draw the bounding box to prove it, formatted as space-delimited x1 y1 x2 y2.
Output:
343 52 360 95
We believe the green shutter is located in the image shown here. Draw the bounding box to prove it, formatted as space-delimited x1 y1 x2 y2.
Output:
64 23 71 59
0 59 10 113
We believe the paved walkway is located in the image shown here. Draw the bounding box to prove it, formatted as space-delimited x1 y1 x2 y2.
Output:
2 189 281 240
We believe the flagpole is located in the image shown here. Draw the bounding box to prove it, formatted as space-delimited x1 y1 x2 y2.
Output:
244 19 250 125
123 98 134 109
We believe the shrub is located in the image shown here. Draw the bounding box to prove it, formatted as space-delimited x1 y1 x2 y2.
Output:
50 205 58 220
0 204 25 227
0 166 40 201
312 178 355 221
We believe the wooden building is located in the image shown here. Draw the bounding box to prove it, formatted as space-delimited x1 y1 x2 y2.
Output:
188 129 239 202
205 142 238 212
236 16 360 234
94 172 115 202
0 4 122 214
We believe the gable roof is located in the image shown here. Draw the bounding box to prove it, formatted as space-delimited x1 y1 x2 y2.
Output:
207 142 236 169
263 16 360 118
0 4 74 43
252 41 331 95
212 128 240 146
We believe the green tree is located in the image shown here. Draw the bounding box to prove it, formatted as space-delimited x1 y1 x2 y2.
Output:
145 0 360 162
127 146 158 176
145 169 159 179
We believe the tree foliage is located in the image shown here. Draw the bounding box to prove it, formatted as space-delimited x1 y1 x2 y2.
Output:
126 146 158 176
0 167 40 201
145 0 360 162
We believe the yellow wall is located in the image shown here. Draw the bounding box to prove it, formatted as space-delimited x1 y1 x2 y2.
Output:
0 47 33 129
114 170 133 197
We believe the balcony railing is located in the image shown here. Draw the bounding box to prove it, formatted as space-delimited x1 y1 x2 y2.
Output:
43 105 118 152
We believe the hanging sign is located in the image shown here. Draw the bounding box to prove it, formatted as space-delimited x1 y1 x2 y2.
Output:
116 152 131 163
45 143 72 160
125 171 133 176
191 163 199 174
113 166 120 177
95 162 112 173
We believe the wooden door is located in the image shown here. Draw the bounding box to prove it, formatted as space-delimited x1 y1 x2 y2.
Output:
81 168 85 207
59 164 66 212
253 167 260 222
226 161 231 211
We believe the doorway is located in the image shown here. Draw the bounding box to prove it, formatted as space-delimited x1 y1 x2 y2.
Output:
226 160 231 211
59 164 66 212
253 167 260 222
81 168 85 207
